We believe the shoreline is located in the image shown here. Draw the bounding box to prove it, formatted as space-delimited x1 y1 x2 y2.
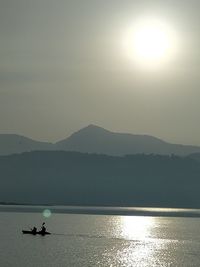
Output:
1 204 200 218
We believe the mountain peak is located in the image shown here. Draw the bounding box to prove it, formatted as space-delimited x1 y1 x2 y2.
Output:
75 124 111 135
85 124 107 130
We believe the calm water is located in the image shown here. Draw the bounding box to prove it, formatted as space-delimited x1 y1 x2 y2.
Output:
1 208 200 266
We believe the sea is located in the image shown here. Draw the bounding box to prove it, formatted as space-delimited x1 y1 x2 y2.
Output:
1 206 200 267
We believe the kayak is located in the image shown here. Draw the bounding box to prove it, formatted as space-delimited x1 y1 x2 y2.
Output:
22 230 51 236
22 230 37 235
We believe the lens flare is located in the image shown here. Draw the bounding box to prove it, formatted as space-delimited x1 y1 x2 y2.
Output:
43 209 52 218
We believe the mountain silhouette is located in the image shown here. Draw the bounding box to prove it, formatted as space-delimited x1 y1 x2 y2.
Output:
0 134 53 155
55 124 200 156
1 125 200 156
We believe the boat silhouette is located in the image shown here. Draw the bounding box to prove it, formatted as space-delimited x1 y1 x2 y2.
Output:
22 230 51 236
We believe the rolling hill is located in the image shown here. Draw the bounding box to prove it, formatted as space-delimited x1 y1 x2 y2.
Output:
0 134 53 155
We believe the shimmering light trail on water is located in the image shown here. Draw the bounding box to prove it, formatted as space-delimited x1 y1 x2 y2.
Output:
118 216 156 266
121 216 155 240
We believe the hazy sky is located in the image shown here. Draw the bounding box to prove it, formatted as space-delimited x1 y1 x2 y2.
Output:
1 0 200 145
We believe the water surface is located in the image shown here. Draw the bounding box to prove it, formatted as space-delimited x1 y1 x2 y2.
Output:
1 208 200 266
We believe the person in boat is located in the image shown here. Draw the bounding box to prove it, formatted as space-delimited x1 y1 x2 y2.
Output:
40 222 46 234
31 226 37 235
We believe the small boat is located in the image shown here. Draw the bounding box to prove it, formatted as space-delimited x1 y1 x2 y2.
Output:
22 230 37 235
22 230 51 236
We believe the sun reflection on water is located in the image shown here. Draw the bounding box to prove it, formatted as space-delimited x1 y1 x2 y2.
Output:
116 216 160 266
121 216 155 240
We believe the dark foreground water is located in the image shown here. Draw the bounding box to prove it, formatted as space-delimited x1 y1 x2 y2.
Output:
1 207 200 266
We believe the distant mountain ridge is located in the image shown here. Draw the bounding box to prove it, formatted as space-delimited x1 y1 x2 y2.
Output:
1 124 200 156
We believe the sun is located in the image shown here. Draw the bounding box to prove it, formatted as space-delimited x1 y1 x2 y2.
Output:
134 23 170 61
123 17 176 69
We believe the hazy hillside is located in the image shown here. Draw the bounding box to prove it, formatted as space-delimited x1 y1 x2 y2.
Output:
55 124 200 156
0 151 200 208
188 153 200 162
0 134 53 155
1 125 200 156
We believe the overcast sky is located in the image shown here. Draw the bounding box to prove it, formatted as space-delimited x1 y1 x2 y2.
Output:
1 0 200 145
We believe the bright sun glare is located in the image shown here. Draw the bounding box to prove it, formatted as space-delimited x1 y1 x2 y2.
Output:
124 17 176 69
